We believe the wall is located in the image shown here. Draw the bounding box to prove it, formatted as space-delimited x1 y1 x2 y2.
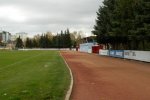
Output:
124 50 150 62
109 50 124 58
88 49 92 53
99 50 150 62
79 43 94 53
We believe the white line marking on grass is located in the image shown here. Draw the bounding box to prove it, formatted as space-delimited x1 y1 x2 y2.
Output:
59 51 73 100
0 52 47 71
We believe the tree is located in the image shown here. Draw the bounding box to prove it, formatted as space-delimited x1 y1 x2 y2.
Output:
70 32 76 48
32 38 38 48
92 0 150 50
15 36 23 48
25 38 34 48
60 30 64 48
50 29 72 48
46 32 53 48
66 29 72 48
132 0 150 50
111 0 135 49
92 0 116 49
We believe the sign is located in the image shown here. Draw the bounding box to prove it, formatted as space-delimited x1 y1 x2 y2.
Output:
124 50 150 62
99 50 109 56
109 50 124 58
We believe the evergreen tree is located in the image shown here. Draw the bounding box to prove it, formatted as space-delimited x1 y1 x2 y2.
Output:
60 30 64 48
132 0 150 50
52 34 60 48
93 0 150 50
111 0 135 49
66 29 72 49
25 38 30 48
39 34 45 48
15 36 23 48
32 38 38 48
92 0 115 49
25 38 34 48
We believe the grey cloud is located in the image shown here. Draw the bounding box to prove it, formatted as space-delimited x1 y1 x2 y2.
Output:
0 0 103 36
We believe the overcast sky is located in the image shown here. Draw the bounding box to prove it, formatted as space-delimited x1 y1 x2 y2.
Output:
0 0 103 37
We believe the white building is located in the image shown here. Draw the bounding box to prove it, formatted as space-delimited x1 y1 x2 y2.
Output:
16 32 28 42
10 35 16 42
0 31 11 43
79 43 95 53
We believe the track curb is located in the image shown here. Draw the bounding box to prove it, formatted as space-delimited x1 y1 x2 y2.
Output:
59 51 73 100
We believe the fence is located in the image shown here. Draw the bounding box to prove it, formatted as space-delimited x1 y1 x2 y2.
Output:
124 50 150 62
99 50 150 62
109 50 124 58
99 50 109 56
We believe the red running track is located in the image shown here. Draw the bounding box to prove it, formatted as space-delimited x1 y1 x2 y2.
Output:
61 51 150 100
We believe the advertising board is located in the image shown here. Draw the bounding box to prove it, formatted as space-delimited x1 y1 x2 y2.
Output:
99 50 109 56
109 50 124 58
124 50 150 62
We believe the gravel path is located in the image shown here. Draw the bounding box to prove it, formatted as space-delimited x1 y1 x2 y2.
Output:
61 51 150 100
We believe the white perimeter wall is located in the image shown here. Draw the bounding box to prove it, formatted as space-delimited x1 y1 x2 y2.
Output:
124 50 150 62
99 50 150 62
18 48 71 51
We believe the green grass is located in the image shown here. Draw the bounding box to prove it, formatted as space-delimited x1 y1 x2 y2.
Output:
0 50 70 100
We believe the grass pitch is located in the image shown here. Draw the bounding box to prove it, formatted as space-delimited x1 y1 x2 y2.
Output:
0 50 70 100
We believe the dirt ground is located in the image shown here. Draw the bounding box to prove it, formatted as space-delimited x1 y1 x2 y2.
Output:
61 51 150 100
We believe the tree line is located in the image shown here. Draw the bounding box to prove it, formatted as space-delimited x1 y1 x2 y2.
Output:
15 29 83 49
92 0 150 50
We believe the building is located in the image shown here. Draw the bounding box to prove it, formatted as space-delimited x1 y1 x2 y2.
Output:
81 36 96 44
0 31 11 43
0 31 28 49
10 35 16 42
16 32 28 42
